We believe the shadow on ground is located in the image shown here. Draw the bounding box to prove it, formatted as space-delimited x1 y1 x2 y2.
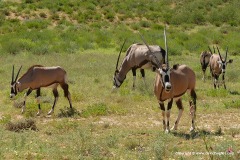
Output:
172 128 223 140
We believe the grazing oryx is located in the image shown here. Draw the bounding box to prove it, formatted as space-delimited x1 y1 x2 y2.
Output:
154 29 197 133
10 65 72 115
200 48 213 82
209 46 233 89
113 39 166 90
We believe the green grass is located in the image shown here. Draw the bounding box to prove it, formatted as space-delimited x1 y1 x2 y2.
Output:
0 52 239 159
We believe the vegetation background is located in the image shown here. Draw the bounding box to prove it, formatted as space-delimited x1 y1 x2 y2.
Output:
0 0 239 159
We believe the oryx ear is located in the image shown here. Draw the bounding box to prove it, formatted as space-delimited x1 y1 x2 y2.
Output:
228 59 233 63
217 60 222 64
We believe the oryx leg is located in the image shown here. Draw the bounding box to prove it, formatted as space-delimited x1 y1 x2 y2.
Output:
132 68 136 89
222 74 226 89
48 86 59 115
213 75 219 89
22 88 32 114
61 83 72 108
36 88 41 116
165 99 173 133
159 102 166 131
171 98 184 131
189 90 197 132
202 70 206 82
140 69 147 88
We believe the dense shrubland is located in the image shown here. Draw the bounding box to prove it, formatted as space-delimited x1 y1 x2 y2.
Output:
0 0 240 55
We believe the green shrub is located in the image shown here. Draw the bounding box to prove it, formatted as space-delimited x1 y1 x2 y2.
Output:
81 103 108 118
223 100 240 109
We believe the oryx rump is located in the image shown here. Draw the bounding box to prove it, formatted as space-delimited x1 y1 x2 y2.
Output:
209 46 233 89
154 28 197 133
10 65 72 115
113 41 166 90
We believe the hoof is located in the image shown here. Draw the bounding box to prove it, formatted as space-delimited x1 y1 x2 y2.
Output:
190 127 195 132
36 111 41 116
47 110 54 115
171 126 177 131
165 129 170 134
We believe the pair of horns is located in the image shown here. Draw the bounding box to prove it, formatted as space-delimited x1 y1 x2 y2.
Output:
209 46 228 62
140 27 169 68
12 65 22 83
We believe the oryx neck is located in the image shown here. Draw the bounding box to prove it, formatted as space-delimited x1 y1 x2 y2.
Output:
117 58 131 81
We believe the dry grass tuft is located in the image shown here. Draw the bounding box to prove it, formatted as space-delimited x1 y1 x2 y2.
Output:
5 119 38 132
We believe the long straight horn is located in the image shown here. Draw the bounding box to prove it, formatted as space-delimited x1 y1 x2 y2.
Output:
225 46 228 61
12 65 15 83
164 27 169 67
116 39 127 70
208 46 213 54
216 46 223 61
15 66 22 82
139 33 153 54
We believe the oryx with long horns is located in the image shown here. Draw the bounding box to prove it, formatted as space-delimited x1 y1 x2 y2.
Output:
113 38 166 90
200 47 213 82
10 65 72 115
209 46 233 89
154 28 197 133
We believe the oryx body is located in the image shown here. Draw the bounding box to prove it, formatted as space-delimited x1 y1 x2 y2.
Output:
113 43 166 89
200 51 212 81
154 64 197 133
10 65 72 115
209 47 233 89
154 28 197 133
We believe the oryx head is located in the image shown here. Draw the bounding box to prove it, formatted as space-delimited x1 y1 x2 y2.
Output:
113 39 126 90
157 27 171 92
10 65 22 98
216 47 233 74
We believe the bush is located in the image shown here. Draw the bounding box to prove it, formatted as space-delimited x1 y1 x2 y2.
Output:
81 103 109 118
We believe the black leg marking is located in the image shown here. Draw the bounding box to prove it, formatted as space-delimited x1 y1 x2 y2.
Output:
190 90 197 106
52 88 59 110
36 88 41 110
176 99 183 110
159 103 165 111
167 99 173 110
222 74 226 89
140 69 145 78
132 68 136 77
26 88 32 96
61 83 72 108
132 68 137 88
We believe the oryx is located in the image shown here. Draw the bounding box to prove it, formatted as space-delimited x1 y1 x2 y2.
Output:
113 39 166 90
154 28 197 133
10 65 73 115
200 47 213 82
209 46 233 89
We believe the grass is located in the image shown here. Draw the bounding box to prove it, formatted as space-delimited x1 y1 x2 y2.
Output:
0 51 239 159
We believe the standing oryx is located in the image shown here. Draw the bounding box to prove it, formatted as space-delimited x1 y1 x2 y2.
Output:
209 46 233 89
200 48 212 82
10 65 73 115
154 28 197 133
113 39 166 90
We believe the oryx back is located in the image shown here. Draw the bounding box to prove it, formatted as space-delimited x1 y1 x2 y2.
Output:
19 65 67 90
126 43 165 69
